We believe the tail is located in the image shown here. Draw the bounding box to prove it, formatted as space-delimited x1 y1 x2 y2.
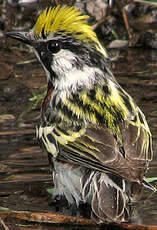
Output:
81 170 132 223
81 170 157 223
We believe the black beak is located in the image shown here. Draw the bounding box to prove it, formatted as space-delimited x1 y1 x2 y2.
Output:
6 31 32 46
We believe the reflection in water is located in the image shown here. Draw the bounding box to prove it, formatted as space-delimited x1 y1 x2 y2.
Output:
0 47 157 228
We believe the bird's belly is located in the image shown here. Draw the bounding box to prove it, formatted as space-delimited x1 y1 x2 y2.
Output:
53 160 85 206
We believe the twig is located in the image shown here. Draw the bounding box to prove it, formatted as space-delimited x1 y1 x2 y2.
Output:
0 217 10 230
0 210 157 229
122 8 132 38
0 211 95 226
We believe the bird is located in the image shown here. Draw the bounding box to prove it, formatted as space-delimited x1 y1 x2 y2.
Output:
7 5 155 223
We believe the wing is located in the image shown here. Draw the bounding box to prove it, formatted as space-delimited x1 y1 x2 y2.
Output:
39 110 152 183
39 78 153 182
55 116 152 182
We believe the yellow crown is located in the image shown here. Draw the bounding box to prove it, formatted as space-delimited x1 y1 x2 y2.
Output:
34 5 108 57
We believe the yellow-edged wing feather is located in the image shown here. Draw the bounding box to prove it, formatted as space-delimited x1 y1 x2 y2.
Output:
39 79 152 182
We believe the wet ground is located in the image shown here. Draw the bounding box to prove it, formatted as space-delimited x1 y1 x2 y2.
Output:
0 39 157 229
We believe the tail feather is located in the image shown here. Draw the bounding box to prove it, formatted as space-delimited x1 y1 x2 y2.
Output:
81 170 131 222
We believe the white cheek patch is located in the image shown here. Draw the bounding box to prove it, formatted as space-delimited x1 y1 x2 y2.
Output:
52 49 75 74
51 49 104 91
55 66 104 93
34 47 104 93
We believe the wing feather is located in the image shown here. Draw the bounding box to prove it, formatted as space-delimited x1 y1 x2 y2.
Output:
40 76 153 183
42 119 152 182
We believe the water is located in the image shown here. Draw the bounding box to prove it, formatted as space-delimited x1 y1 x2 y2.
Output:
0 44 157 229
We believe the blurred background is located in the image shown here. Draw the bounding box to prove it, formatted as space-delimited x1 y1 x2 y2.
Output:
0 0 157 229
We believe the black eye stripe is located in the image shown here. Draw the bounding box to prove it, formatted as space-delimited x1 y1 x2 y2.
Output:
41 27 46 39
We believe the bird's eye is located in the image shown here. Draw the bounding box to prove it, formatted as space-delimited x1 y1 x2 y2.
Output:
47 41 61 54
